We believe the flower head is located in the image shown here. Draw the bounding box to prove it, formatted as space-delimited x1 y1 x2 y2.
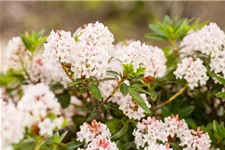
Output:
174 57 209 89
115 41 167 78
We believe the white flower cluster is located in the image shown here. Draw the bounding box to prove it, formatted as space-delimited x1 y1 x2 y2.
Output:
74 21 114 52
209 50 225 78
180 22 225 83
27 57 71 87
43 30 75 64
99 80 151 120
117 93 150 120
17 83 65 136
174 57 209 89
44 22 114 79
4 36 30 71
1 100 26 150
133 115 211 150
77 120 118 150
180 23 225 57
115 41 167 78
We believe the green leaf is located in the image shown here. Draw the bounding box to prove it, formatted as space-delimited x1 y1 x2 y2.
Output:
207 69 225 85
20 30 47 52
128 87 151 114
68 78 85 87
59 131 68 142
185 118 198 129
216 92 225 98
13 139 36 150
170 142 182 150
133 67 146 76
120 142 136 150
111 122 129 140
57 92 71 108
0 70 24 86
149 24 165 36
178 105 195 117
149 88 157 101
214 75 225 85
129 86 149 95
87 109 98 121
21 35 32 50
0 74 15 86
163 15 172 25
145 33 167 41
120 83 128 96
106 118 121 134
123 63 134 77
213 120 219 135
106 70 120 79
63 141 82 150
90 82 102 101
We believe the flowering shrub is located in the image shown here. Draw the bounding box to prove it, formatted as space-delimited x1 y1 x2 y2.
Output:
1 17 225 150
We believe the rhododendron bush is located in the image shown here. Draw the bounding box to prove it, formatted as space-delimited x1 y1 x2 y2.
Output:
1 16 225 150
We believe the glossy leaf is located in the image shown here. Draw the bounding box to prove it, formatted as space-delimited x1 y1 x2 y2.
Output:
90 82 102 101
120 83 128 96
128 87 151 114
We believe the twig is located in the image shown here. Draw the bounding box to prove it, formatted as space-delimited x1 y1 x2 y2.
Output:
169 39 179 56
87 91 104 121
154 84 188 110
100 78 125 106
61 63 75 81
34 137 42 150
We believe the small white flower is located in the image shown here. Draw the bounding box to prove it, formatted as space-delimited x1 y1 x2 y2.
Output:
86 136 118 150
174 57 209 89
18 83 61 122
210 50 225 79
4 36 30 71
27 57 71 87
43 30 75 64
115 41 167 78
38 118 55 136
1 100 26 149
76 120 111 143
180 22 225 57
133 115 211 150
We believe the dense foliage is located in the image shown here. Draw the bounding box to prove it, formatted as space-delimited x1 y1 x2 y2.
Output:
1 16 225 150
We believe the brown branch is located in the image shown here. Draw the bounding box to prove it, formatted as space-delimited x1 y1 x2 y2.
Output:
100 78 125 106
154 84 188 110
87 91 104 122
61 63 75 81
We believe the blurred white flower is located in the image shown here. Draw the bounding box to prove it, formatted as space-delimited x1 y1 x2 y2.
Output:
1 100 26 150
17 83 65 136
27 57 71 87
4 36 30 71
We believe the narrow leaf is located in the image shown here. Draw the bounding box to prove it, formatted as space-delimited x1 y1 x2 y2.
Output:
90 82 102 101
216 92 225 98
120 83 128 96
111 122 129 140
178 105 195 117
128 87 150 114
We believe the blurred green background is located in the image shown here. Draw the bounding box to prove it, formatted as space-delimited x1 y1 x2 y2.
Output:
1 1 225 65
